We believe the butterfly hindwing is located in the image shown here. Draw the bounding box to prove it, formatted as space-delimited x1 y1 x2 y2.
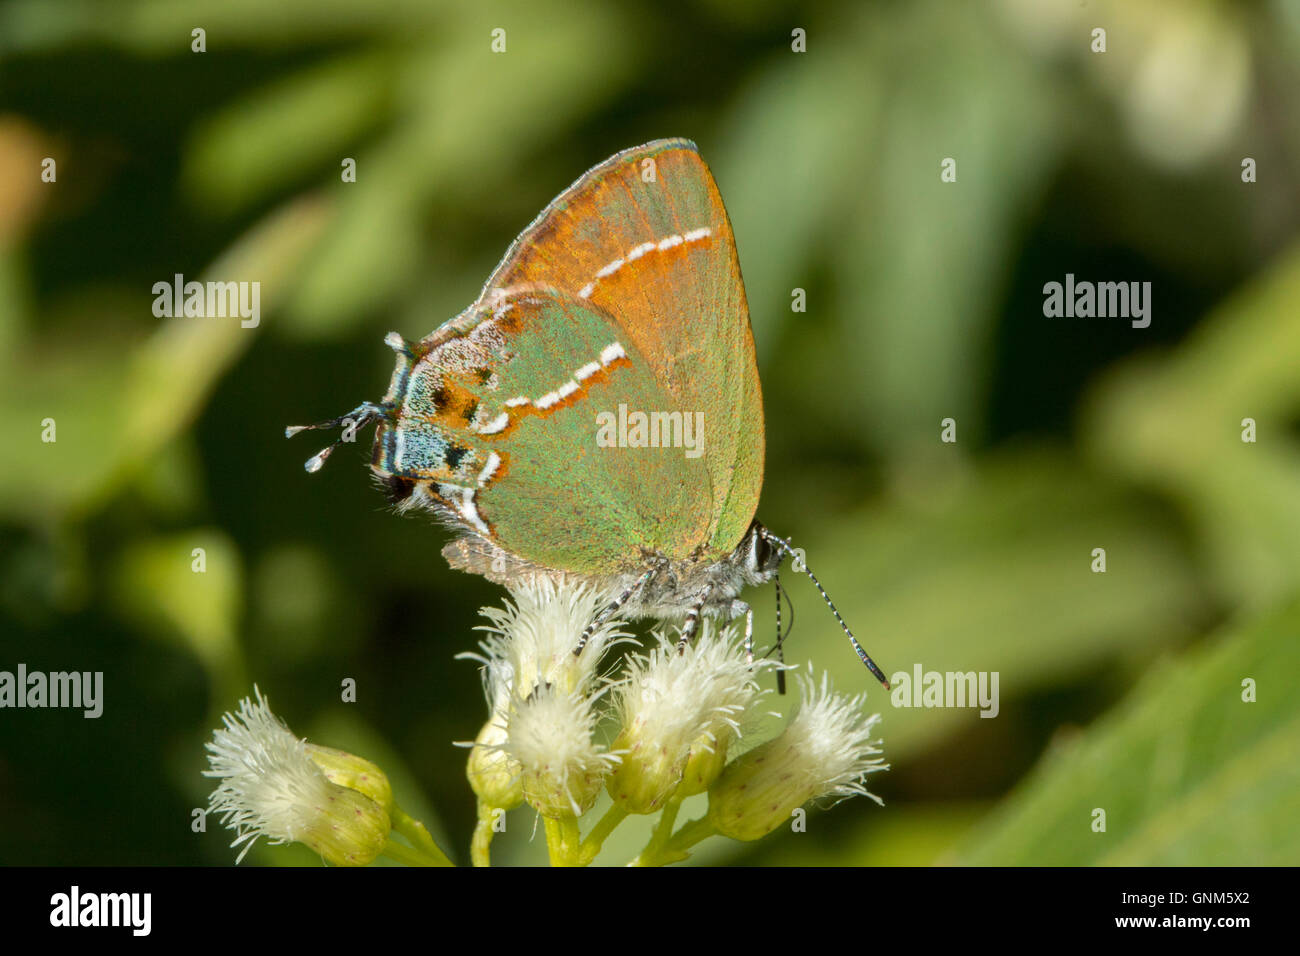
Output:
376 288 715 574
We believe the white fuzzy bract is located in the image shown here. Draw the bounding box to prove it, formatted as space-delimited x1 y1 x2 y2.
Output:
505 684 618 817
470 577 632 698
613 622 771 779
782 669 888 803
708 668 888 841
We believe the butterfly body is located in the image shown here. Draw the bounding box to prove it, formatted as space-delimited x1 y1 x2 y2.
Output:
437 506 782 625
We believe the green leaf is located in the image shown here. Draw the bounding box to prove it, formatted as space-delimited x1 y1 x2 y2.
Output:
0 0 443 54
953 598 1300 865
282 1 639 335
1083 241 1300 609
0 197 328 522
835 0 1062 453
744 803 987 867
716 23 883 360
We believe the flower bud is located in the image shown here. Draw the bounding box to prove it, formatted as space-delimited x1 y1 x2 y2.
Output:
306 744 393 812
466 714 523 811
677 725 737 797
474 578 630 697
296 786 391 866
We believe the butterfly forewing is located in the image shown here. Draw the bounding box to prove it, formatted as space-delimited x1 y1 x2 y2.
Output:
479 139 764 558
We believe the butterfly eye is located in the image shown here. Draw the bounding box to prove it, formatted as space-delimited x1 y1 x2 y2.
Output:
383 475 416 504
750 522 781 574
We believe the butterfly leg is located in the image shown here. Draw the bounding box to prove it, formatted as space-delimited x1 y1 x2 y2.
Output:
676 585 715 654
742 603 754 666
725 595 786 694
773 575 787 695
725 598 774 690
572 565 656 657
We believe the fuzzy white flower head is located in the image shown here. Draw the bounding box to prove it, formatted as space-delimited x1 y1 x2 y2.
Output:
460 578 626 811
203 688 389 865
472 577 632 697
505 683 618 818
607 620 774 813
708 669 887 841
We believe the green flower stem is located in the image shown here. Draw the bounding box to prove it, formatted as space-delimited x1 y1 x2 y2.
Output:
543 814 583 866
663 816 717 859
471 801 498 868
631 811 716 867
629 797 682 867
576 803 629 865
390 804 455 867
380 837 446 867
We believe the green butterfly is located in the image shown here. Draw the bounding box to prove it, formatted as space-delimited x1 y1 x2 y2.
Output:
289 139 888 689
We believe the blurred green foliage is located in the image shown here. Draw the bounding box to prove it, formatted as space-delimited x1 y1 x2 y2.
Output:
956 599 1300 865
2 0 1299 865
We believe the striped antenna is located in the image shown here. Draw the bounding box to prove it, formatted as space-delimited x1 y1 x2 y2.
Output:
285 402 386 473
760 529 891 690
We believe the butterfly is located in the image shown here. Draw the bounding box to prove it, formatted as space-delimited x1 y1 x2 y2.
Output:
288 139 888 689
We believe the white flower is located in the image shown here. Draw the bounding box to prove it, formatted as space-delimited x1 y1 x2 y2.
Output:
786 670 888 800
461 578 628 810
607 621 774 813
470 577 632 698
708 670 887 841
504 683 618 818
203 688 389 865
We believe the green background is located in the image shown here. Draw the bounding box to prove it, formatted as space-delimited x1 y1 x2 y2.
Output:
1 0 1298 866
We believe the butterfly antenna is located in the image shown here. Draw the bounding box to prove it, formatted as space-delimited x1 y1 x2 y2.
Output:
285 402 385 473
760 530 891 691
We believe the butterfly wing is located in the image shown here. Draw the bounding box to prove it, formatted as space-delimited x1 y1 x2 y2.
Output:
374 289 716 574
478 139 764 559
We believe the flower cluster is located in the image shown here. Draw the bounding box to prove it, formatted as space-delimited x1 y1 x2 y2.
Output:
200 579 887 867
461 578 888 866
